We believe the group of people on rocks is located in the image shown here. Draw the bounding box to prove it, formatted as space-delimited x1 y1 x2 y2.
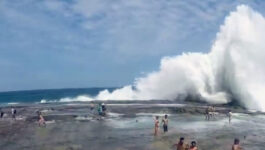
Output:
205 106 216 120
154 114 242 150
36 102 108 127
172 137 198 150
0 107 17 119
205 105 233 123
89 102 107 116
154 115 169 136
97 103 107 116
154 115 199 150
37 102 107 127
0 104 103 128
0 106 46 127
172 137 242 150
1 104 242 149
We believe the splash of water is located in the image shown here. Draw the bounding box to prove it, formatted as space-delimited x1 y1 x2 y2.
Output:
60 5 265 111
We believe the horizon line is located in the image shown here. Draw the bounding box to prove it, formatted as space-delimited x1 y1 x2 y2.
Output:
0 86 120 94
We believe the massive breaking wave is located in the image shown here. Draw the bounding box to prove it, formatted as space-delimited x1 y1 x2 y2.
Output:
60 5 265 111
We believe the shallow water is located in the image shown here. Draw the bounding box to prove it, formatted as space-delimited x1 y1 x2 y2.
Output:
0 103 264 150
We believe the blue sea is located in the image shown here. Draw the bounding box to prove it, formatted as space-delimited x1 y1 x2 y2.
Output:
0 88 117 104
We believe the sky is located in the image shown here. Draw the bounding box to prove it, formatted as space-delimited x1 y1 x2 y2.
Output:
0 0 265 92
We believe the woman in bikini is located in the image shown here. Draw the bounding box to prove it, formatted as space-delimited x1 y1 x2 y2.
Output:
154 116 159 136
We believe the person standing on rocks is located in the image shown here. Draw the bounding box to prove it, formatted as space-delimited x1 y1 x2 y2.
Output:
205 106 210 121
162 114 169 133
11 107 16 120
0 108 4 118
102 103 107 116
154 116 159 136
228 110 232 124
97 103 103 116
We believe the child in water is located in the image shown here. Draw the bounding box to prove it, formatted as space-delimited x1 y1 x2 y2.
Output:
154 116 159 136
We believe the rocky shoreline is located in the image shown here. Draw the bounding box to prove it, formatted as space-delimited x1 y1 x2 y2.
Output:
0 102 264 150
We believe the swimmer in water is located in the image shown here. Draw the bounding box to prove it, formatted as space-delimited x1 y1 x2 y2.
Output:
189 141 198 150
38 112 46 127
232 138 242 150
154 116 159 136
173 137 189 150
162 114 168 133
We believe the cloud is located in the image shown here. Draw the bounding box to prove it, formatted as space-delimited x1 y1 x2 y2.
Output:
64 0 264 58
70 0 225 56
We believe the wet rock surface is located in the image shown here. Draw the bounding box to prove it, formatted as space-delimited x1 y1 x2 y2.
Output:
0 102 264 150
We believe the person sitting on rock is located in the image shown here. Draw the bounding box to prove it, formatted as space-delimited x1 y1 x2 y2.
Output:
38 112 46 127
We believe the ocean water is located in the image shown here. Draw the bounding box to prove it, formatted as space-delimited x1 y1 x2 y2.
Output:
0 88 117 104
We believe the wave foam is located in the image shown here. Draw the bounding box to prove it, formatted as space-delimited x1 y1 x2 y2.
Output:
41 5 265 111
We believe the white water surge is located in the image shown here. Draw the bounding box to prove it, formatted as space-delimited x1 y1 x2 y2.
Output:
60 5 265 111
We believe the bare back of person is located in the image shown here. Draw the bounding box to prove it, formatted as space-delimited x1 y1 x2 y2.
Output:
189 141 198 150
163 118 168 125
175 138 188 150
232 139 242 150
189 147 198 150
177 143 188 150
232 145 242 150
